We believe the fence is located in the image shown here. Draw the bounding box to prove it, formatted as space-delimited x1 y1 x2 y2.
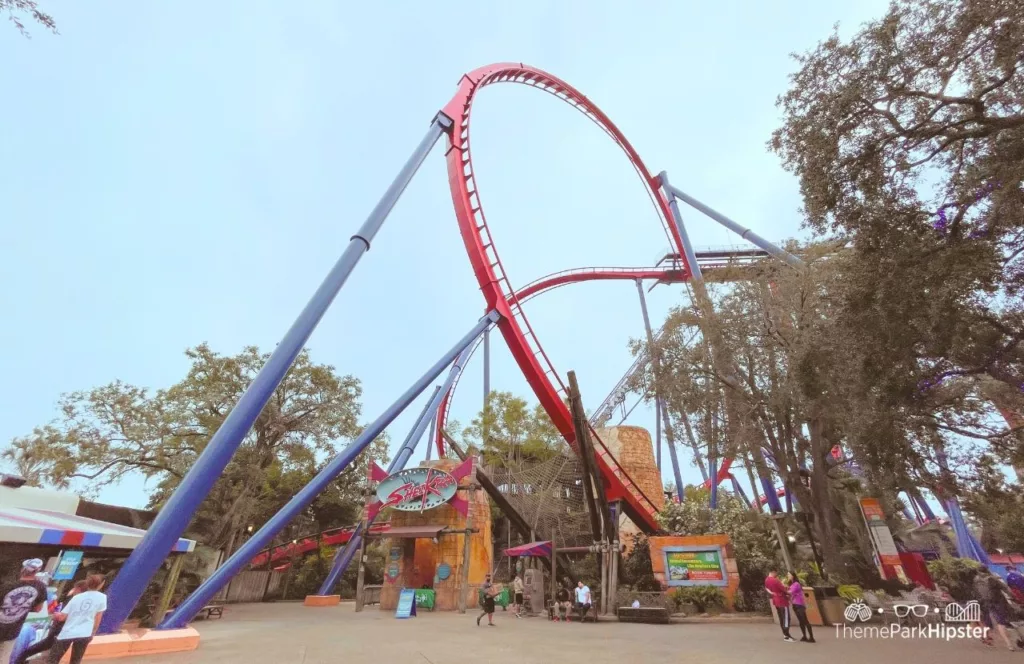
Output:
215 570 283 604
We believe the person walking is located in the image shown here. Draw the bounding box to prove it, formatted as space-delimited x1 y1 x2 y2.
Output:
511 575 525 618
974 566 1021 652
1006 564 1024 605
0 560 48 664
786 572 814 643
764 569 794 642
574 581 592 622
15 581 88 663
47 575 106 664
476 574 497 627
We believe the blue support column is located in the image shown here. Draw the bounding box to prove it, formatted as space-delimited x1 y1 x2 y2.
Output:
635 279 684 502
425 409 436 462
159 311 497 629
662 180 805 270
315 333 484 596
390 385 443 473
483 326 491 405
915 492 937 522
729 475 752 508
657 172 704 283
100 114 453 634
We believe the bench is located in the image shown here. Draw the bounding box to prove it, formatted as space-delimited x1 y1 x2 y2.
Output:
196 604 224 620
617 606 670 624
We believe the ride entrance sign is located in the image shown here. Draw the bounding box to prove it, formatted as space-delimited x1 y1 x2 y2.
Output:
664 547 729 586
376 467 458 512
395 588 417 619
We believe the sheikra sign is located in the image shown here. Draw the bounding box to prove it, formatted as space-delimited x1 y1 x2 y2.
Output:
376 467 458 512
365 457 474 522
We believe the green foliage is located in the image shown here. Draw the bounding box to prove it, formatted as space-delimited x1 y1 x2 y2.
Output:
927 556 982 603
837 584 864 604
459 391 566 469
660 488 778 575
770 0 1024 511
620 536 660 591
669 586 725 614
961 455 1024 553
4 344 387 549
660 488 779 612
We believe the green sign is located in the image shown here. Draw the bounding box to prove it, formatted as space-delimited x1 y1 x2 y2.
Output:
665 548 726 586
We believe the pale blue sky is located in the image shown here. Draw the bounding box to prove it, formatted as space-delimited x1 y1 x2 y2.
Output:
0 0 889 508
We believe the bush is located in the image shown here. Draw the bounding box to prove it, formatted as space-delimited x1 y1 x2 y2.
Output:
737 558 773 615
837 584 864 604
927 556 981 602
669 586 725 613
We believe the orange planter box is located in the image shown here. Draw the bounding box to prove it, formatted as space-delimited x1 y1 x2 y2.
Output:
304 594 341 607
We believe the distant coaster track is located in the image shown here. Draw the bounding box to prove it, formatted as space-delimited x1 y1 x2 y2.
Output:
440 63 693 534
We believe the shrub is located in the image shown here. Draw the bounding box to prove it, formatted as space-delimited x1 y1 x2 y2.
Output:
669 586 725 613
837 584 864 604
927 556 981 602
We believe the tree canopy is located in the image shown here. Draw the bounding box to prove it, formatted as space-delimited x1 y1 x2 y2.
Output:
3 344 388 550
458 391 566 469
632 0 1023 581
2 0 56 36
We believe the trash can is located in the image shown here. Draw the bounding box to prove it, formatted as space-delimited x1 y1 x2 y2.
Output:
801 587 825 626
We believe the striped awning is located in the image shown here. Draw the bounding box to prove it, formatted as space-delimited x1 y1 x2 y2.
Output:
0 506 195 553
504 541 552 558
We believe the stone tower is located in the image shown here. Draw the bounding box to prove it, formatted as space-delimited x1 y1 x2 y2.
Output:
593 426 663 552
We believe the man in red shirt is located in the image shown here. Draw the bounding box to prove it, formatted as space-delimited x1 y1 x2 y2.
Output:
764 569 795 642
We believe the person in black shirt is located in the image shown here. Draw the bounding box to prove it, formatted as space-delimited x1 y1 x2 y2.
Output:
555 583 571 622
475 574 497 627
14 580 88 664
0 559 48 663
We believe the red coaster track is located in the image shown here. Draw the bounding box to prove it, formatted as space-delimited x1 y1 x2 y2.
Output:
440 64 692 534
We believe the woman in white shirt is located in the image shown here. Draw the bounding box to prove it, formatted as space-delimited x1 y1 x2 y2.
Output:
47 575 107 664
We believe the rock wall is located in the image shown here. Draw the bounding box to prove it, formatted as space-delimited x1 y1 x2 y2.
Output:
594 426 663 551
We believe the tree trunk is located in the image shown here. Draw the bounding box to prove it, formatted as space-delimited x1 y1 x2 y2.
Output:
807 417 842 577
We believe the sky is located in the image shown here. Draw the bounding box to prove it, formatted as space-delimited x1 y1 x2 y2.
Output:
0 0 892 509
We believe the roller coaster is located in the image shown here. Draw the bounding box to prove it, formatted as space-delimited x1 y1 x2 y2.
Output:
96 62 996 633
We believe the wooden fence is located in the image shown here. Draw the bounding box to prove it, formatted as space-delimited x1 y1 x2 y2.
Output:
216 570 283 603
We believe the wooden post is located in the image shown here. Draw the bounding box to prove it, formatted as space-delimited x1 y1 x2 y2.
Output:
608 501 621 615
600 540 608 616
261 540 276 601
153 554 186 627
354 523 368 612
458 458 477 614
550 542 557 613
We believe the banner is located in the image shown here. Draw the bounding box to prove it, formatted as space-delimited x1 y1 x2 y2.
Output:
859 497 907 582
665 548 726 585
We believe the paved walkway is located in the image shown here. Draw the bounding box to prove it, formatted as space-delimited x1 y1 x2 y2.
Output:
114 602 1023 663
